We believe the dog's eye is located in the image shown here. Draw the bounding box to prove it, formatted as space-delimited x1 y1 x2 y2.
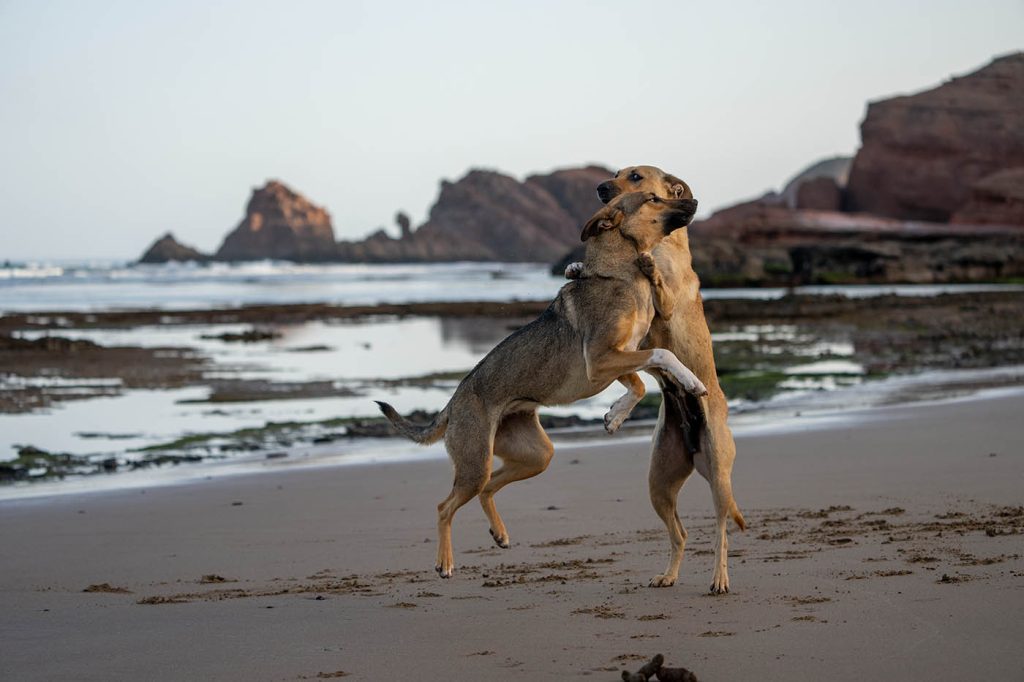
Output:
648 196 660 203
629 172 643 182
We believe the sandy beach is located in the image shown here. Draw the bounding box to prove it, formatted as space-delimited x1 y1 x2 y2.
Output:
1 390 1021 681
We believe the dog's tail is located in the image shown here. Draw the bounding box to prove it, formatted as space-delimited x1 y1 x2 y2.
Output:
729 497 747 531
375 401 449 445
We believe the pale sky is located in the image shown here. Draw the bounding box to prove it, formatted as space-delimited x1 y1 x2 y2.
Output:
1 0 1021 261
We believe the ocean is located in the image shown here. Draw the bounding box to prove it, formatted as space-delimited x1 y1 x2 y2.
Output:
4 259 1021 312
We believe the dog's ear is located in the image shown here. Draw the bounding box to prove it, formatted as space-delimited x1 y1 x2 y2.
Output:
662 198 698 233
664 174 693 200
580 208 623 241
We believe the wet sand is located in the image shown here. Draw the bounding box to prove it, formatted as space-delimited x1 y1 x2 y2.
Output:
1 391 1022 681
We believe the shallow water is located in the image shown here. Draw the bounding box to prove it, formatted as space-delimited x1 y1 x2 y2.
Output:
1 314 645 459
2 313 872 461
3 368 1022 502
3 260 1022 496
14 316 522 381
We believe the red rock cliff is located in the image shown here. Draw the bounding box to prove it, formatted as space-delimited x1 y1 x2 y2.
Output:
845 52 1024 222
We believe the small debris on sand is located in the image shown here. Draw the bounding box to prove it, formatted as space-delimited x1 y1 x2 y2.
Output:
136 595 190 605
198 574 234 584
83 583 132 594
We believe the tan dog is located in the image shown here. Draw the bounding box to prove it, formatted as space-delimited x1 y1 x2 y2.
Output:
377 192 708 578
573 165 746 594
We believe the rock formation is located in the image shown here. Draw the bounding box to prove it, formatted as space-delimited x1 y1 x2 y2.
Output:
525 165 612 227
685 206 1024 286
557 54 1024 287
951 167 1024 226
794 177 844 211
846 52 1024 221
556 204 1024 286
214 181 337 261
409 168 580 260
139 53 1024 279
779 156 851 209
335 165 610 262
138 233 209 264
395 212 412 238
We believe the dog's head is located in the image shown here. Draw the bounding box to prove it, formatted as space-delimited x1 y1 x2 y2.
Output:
596 165 693 204
581 192 698 251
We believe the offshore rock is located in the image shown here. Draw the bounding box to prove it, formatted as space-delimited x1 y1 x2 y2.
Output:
138 232 209 263
214 180 337 261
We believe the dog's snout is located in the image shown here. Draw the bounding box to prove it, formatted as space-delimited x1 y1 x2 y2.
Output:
673 198 698 217
596 181 618 204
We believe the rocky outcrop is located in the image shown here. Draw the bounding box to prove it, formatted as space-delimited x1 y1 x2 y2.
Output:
141 54 1024 273
680 55 1024 285
524 165 611 227
951 167 1024 226
685 203 1024 286
139 167 612 265
336 166 611 262
779 156 851 209
795 177 843 211
846 52 1024 221
214 181 337 261
554 197 1024 286
556 54 1024 286
408 169 580 261
395 212 412 238
139 233 209 263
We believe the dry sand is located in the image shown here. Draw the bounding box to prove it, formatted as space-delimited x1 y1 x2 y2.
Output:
1 391 1022 681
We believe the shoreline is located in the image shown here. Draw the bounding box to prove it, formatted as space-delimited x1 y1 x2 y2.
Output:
1 389 1021 680
3 375 1022 504
3 288 1023 492
2 364 1024 501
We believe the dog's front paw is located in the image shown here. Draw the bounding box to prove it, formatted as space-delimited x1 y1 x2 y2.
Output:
604 393 636 434
649 573 677 588
635 252 656 279
564 261 585 280
668 369 707 397
603 409 626 434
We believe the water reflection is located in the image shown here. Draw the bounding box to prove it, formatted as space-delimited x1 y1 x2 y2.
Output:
438 316 531 354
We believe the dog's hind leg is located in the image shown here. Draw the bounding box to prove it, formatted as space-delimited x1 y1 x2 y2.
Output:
436 420 493 578
647 391 695 587
694 395 744 594
479 411 553 548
